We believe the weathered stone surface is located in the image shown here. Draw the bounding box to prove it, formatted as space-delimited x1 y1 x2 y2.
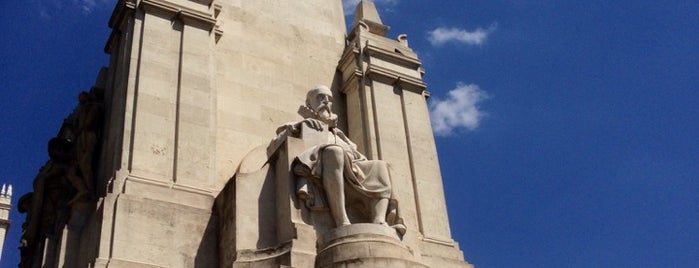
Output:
316 224 426 268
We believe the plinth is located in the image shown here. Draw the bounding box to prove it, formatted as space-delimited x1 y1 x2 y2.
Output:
315 224 428 268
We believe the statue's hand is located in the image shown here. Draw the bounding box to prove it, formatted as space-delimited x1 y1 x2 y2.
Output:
276 123 297 136
301 118 324 131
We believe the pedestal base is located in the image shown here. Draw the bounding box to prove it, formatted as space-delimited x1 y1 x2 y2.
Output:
316 224 427 268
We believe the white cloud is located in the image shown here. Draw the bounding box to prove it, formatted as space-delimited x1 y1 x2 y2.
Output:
34 0 109 18
342 0 398 15
427 25 496 46
73 0 109 14
430 83 489 136
79 0 97 13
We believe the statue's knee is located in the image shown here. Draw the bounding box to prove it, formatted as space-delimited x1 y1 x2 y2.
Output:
322 145 344 159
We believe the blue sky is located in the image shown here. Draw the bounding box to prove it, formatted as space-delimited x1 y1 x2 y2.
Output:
1 1 698 267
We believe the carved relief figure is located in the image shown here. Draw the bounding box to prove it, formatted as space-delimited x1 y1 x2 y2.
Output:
18 90 103 267
20 138 76 267
274 86 405 234
17 192 34 267
74 91 101 200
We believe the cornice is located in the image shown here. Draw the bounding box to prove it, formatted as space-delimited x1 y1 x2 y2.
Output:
338 46 360 73
364 42 421 69
338 42 428 95
109 0 137 30
110 0 224 42
140 0 217 29
339 70 363 94
365 64 427 95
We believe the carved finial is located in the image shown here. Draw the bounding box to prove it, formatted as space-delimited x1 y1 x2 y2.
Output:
352 0 389 36
7 185 12 197
397 34 408 46
1 184 5 196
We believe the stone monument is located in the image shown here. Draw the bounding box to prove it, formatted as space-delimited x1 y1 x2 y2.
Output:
17 0 473 267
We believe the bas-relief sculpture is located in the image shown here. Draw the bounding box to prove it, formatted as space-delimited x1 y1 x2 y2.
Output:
270 86 405 235
74 91 102 201
19 138 74 267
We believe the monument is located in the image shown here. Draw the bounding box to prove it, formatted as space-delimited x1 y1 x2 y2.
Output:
17 0 473 267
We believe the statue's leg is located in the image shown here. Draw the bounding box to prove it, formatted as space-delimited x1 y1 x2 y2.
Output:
66 168 89 205
78 155 94 194
78 132 97 195
321 146 351 227
372 198 389 225
372 160 391 224
25 176 47 245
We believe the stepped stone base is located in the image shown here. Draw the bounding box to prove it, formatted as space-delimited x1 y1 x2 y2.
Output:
316 224 428 268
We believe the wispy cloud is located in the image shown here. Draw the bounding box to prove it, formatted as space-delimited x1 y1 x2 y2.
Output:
34 0 109 18
430 83 489 136
77 0 98 13
428 24 496 46
342 0 398 15
72 0 111 14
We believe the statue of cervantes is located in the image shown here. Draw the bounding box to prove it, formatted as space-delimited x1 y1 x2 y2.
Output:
273 86 405 235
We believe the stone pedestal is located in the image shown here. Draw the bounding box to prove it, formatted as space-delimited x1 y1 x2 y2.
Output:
316 224 427 268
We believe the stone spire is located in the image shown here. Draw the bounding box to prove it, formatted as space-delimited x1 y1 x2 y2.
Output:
0 183 11 264
352 0 389 36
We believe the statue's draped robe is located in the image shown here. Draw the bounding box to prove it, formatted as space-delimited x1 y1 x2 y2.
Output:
295 127 392 200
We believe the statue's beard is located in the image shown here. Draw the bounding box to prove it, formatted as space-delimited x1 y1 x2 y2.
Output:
315 106 337 126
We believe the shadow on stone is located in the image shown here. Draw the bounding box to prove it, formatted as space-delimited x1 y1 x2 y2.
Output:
194 212 219 268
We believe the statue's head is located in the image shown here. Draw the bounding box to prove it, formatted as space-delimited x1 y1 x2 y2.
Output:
78 91 90 104
305 85 337 124
47 137 72 163
18 193 33 214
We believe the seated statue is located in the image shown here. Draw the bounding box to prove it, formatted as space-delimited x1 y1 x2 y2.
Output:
273 86 405 235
